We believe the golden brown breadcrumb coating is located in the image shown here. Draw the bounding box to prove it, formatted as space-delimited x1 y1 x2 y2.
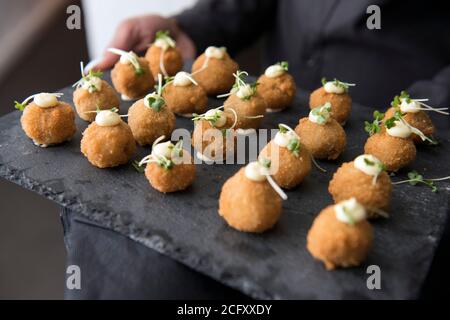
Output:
295 117 346 160
218 167 282 233
21 102 76 146
80 121 136 168
127 99 176 146
111 57 154 99
145 45 183 79
73 80 120 122
310 87 352 125
257 73 297 111
384 107 434 143
163 82 207 115
307 205 373 270
191 52 238 95
223 93 266 129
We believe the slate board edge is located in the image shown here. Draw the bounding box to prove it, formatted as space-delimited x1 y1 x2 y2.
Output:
0 163 277 299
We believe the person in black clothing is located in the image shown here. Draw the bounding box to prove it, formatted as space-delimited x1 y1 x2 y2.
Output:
97 0 450 108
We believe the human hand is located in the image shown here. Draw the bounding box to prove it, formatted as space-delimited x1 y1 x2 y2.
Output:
94 14 196 70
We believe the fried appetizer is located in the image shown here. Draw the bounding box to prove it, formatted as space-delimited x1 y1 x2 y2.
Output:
191 46 238 95
295 103 346 160
257 61 296 112
109 48 154 101
218 161 287 233
128 77 176 146
73 62 120 122
191 106 237 161
222 70 266 133
81 109 136 168
307 198 373 270
310 78 355 125
329 155 392 217
259 124 311 189
163 71 207 116
145 30 183 79
16 93 76 147
138 136 195 193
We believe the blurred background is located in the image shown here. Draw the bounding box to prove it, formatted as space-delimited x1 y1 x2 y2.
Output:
0 0 261 299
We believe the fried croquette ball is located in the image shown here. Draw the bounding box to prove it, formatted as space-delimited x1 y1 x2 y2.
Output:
329 155 392 217
191 47 238 95
162 73 208 115
145 44 183 78
192 110 236 161
81 111 136 168
142 139 195 193
20 93 76 146
364 130 416 172
257 63 297 112
73 79 120 122
295 104 346 160
127 94 176 146
223 92 266 130
259 130 311 189
310 81 352 125
307 199 373 270
384 107 434 143
218 164 283 233
111 56 154 100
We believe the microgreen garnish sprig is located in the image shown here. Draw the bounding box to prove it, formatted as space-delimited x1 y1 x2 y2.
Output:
154 30 176 49
392 90 449 115
108 48 145 76
278 124 301 157
138 136 185 170
14 93 63 111
321 78 356 92
217 70 258 100
385 110 438 144
392 170 450 193
310 102 332 125
146 74 166 112
72 61 104 92
84 106 124 116
363 156 386 185
364 110 385 136
276 61 289 71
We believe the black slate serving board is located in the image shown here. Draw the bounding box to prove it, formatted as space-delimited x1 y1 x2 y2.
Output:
1 73 449 299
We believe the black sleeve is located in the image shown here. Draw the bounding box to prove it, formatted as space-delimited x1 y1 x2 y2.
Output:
175 0 277 55
407 65 450 106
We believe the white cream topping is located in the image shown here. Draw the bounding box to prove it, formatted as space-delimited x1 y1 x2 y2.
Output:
34 93 59 108
265 65 285 78
245 161 268 182
119 51 139 65
154 38 171 51
152 141 173 159
96 110 121 126
354 154 383 176
236 84 253 99
205 46 225 59
324 81 345 94
143 93 160 108
400 98 421 113
335 198 367 224
274 131 298 148
386 120 412 138
308 104 331 125
173 71 194 87
81 77 102 93
205 109 227 127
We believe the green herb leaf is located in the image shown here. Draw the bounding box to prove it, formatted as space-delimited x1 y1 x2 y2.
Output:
278 61 289 71
146 96 165 112
259 157 271 169
14 101 26 111
156 155 174 170
135 67 145 76
287 138 301 157
406 170 437 192
364 110 385 135
132 161 145 173
278 124 287 134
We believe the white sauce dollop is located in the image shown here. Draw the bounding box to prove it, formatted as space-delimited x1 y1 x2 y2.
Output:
265 65 285 78
274 131 298 148
245 161 267 182
205 109 227 127
205 46 225 59
119 51 138 65
173 72 193 87
354 154 383 176
400 98 420 113
96 110 121 126
236 84 253 99
81 77 102 93
324 81 345 94
335 198 367 224
154 38 171 51
308 106 331 125
143 93 161 108
386 120 412 138
152 141 173 159
34 93 59 108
